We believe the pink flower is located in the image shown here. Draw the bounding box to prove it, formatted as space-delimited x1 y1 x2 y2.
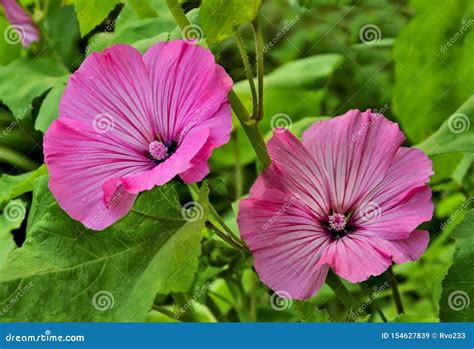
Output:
238 110 433 300
0 0 39 48
44 41 233 230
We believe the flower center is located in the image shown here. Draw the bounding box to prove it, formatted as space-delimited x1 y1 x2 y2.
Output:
148 140 169 161
328 212 346 231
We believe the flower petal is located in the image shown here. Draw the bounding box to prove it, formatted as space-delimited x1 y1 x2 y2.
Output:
250 130 331 220
44 118 142 230
60 44 154 150
371 230 430 264
143 40 232 143
317 234 392 283
1 0 40 48
302 110 405 212
238 189 331 300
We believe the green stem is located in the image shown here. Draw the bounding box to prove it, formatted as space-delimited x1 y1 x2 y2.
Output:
359 284 388 322
232 132 243 198
228 91 271 168
165 0 190 30
206 221 243 250
252 17 264 121
235 30 258 120
0 146 38 171
387 266 404 314
189 183 244 248
165 0 271 169
152 305 178 319
325 270 359 309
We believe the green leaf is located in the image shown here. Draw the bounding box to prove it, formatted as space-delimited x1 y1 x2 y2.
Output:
292 301 332 322
0 199 26 267
0 165 47 206
392 314 439 322
439 209 474 321
66 0 122 37
200 0 261 44
392 0 474 142
35 80 67 133
0 56 69 117
417 95 474 155
0 179 209 321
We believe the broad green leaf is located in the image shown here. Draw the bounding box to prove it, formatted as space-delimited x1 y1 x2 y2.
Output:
66 0 122 37
0 57 69 117
292 301 332 322
392 314 439 322
0 199 26 267
393 0 474 142
26 175 55 232
200 0 261 44
0 165 47 206
35 80 66 133
0 179 209 321
263 54 343 89
439 209 474 321
417 96 474 155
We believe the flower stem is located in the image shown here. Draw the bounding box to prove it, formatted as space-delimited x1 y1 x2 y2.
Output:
165 0 272 169
189 183 244 249
252 17 264 121
235 30 258 120
228 91 272 168
165 0 190 30
387 266 404 314
0 146 38 171
325 270 359 309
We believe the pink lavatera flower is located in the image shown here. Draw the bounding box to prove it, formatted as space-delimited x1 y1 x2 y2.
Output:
44 41 233 230
0 0 40 48
238 110 434 300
